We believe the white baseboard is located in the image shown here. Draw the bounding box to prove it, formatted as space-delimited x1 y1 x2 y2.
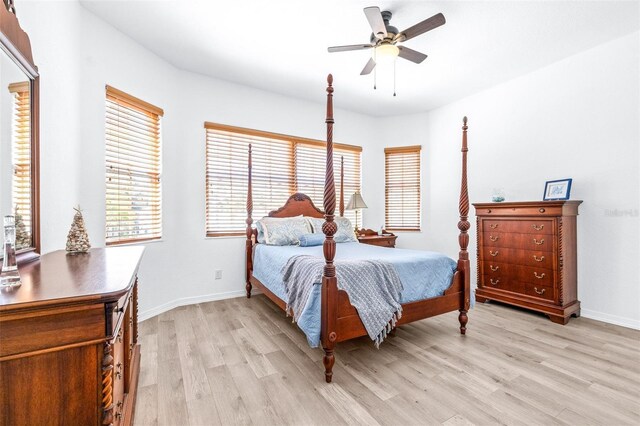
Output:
581 308 640 330
138 289 247 322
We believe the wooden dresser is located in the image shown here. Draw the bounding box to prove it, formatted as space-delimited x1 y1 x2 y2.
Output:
357 229 397 248
0 247 144 426
474 201 582 324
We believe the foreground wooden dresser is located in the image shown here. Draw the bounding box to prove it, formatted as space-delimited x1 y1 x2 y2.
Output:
0 247 144 426
474 201 582 324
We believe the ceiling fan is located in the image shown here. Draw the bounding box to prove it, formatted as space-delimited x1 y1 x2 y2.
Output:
328 6 446 76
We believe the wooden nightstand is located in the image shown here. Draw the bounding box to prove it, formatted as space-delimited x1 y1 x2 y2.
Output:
356 229 397 248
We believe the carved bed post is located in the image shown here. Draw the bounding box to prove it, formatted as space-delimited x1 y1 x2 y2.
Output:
458 117 471 334
246 144 253 298
339 156 344 217
321 74 339 383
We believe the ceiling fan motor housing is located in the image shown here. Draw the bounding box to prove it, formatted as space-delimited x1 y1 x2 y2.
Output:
370 10 398 44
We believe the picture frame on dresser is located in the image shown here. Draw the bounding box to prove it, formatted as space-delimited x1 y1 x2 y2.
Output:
543 178 572 201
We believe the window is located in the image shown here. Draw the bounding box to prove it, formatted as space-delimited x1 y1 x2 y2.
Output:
9 82 32 247
205 123 361 236
385 145 421 231
105 85 163 245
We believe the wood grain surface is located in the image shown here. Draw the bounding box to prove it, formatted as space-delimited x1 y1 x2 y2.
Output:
0 247 145 311
134 296 640 425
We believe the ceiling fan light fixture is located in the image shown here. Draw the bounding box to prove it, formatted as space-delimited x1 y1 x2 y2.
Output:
375 44 399 63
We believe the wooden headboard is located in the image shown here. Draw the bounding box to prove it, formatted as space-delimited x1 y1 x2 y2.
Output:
267 193 324 218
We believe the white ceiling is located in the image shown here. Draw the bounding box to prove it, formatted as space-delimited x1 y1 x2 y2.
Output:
79 0 640 116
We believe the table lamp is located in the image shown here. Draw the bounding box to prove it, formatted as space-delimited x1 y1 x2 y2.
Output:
346 191 368 231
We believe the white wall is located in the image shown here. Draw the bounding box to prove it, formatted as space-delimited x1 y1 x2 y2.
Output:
20 1 378 319
20 2 638 328
367 32 640 329
17 3 83 252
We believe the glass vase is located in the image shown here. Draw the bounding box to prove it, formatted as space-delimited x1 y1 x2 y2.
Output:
1 215 22 287
491 188 506 203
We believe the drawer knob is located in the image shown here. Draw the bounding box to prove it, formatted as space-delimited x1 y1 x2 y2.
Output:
489 224 499 229
532 224 544 231
486 209 492 213
113 305 124 314
534 272 546 279
490 278 500 286
489 250 499 257
533 238 545 245
534 287 546 295
490 265 499 271
489 235 499 242
539 208 546 213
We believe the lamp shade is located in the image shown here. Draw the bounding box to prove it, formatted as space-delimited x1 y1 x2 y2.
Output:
346 191 368 210
374 44 399 65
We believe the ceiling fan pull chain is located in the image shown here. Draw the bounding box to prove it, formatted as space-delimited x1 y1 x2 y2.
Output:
373 49 377 90
393 59 397 97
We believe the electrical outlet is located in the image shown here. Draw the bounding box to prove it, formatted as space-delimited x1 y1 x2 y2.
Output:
214 270 222 280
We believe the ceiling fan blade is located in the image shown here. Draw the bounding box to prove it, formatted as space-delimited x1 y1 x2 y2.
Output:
328 44 373 53
360 58 376 75
364 6 388 40
397 46 428 64
397 12 445 42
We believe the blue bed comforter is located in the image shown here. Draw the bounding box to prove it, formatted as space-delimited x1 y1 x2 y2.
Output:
252 241 457 347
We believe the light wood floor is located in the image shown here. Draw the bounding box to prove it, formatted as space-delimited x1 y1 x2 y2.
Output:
134 295 640 426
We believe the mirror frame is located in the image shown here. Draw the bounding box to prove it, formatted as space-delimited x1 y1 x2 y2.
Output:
0 0 40 264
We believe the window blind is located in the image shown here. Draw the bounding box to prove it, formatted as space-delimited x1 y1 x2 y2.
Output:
9 82 31 246
105 85 163 245
205 123 361 236
294 142 360 225
385 145 421 231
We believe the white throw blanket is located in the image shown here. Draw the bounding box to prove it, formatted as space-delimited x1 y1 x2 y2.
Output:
282 255 404 347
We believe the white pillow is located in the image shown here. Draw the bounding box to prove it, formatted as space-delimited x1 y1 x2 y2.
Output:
306 216 357 243
256 216 310 246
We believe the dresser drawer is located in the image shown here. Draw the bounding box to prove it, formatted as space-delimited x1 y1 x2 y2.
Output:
518 266 555 287
481 261 511 276
358 237 396 248
481 274 524 294
514 249 554 269
112 327 126 425
482 274 511 292
124 302 135 389
108 292 130 338
524 283 555 302
483 247 508 262
377 238 396 248
483 232 553 250
0 305 105 358
483 219 553 235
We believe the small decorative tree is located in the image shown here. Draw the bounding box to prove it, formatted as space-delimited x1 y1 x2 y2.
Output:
66 206 91 253
14 205 31 249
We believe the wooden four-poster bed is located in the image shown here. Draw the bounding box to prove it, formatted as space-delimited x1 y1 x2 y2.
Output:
245 74 471 383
